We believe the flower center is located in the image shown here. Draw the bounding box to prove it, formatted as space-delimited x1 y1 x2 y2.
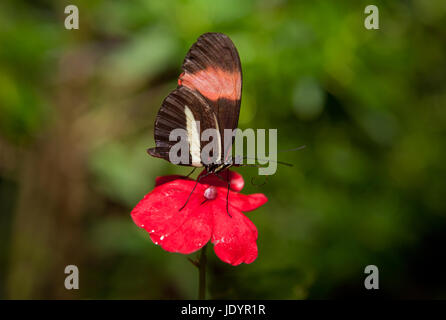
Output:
204 186 218 200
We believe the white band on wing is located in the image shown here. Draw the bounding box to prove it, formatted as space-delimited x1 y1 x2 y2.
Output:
184 105 202 167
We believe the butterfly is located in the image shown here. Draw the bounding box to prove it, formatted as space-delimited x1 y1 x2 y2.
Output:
147 32 243 212
148 33 242 174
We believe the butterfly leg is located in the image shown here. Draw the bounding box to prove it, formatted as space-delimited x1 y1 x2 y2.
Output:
226 181 231 217
186 167 197 178
214 171 232 217
179 171 212 212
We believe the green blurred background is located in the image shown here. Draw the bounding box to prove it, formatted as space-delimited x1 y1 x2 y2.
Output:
1 0 446 299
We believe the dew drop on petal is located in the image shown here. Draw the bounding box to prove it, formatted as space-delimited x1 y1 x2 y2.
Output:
160 235 165 240
204 186 218 200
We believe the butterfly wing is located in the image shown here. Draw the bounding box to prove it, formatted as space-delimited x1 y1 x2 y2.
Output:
148 86 221 167
178 32 242 161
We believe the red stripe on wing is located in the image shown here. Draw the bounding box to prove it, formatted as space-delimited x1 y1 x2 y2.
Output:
179 67 241 102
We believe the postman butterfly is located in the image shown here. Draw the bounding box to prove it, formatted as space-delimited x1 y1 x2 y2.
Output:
148 32 241 170
147 33 244 212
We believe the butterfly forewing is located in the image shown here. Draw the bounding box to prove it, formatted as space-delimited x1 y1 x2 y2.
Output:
148 86 220 167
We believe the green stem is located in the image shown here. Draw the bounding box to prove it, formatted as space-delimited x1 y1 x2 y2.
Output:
198 244 207 300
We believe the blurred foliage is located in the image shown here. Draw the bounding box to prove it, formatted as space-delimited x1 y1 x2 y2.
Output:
1 0 446 299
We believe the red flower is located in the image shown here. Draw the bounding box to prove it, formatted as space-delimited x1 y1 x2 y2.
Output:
131 170 267 266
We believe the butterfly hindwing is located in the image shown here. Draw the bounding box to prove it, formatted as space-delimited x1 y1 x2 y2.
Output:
148 86 221 167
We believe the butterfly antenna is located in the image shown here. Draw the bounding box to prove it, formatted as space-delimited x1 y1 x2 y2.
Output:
240 157 294 167
277 145 306 153
237 144 306 167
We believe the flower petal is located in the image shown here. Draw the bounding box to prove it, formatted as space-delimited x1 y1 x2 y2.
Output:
131 170 266 265
159 201 212 254
199 170 245 191
210 199 258 266
229 193 268 212
226 170 244 192
131 180 210 253
155 175 191 187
